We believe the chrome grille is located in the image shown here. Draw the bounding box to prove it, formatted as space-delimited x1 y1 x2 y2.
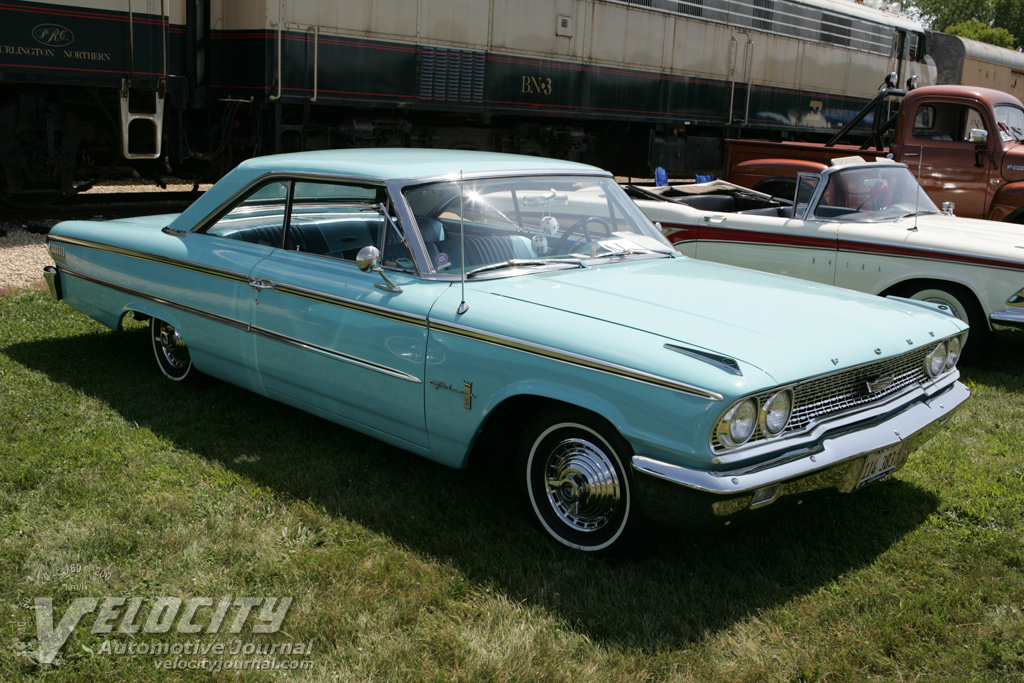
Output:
712 346 932 452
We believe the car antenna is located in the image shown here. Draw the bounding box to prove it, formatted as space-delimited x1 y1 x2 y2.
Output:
913 146 922 232
457 171 469 315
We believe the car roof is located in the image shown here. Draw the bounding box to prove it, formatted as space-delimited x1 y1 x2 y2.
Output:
235 148 607 182
167 149 610 233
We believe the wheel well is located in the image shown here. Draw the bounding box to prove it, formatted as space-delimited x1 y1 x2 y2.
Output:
881 278 987 332
467 395 617 475
1004 206 1024 225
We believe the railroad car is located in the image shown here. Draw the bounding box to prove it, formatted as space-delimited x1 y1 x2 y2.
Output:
0 0 949 202
928 31 1024 102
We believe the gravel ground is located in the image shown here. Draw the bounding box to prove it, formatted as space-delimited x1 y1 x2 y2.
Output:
0 224 55 296
0 179 211 296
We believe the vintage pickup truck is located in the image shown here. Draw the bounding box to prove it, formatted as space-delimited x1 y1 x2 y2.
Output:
724 85 1024 224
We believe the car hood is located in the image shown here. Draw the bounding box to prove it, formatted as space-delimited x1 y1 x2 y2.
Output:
477 257 965 385
903 213 1024 251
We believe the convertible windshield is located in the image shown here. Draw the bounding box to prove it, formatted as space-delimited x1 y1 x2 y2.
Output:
403 175 674 275
813 166 939 222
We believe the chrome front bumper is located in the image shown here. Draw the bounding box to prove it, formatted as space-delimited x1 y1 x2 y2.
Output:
632 379 970 526
991 309 1024 331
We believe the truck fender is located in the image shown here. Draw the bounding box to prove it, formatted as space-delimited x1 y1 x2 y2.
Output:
990 182 1024 223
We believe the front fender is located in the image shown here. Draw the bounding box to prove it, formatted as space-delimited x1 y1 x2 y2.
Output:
990 182 1024 223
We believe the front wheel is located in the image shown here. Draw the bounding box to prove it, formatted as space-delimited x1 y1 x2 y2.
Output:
150 317 202 383
901 283 987 357
517 408 643 555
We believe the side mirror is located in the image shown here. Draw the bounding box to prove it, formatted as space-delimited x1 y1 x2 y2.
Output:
356 245 403 293
968 128 988 145
941 202 955 216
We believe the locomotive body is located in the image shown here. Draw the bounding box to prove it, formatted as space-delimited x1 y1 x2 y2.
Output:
0 0 945 200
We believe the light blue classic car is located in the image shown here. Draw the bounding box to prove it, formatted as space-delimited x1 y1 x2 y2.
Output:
44 149 970 554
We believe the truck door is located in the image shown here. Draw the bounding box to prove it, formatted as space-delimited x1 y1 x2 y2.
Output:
896 101 994 219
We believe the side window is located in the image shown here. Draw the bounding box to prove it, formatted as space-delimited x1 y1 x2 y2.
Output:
960 107 985 141
204 180 289 247
287 181 412 267
201 179 412 268
913 103 985 142
794 173 819 218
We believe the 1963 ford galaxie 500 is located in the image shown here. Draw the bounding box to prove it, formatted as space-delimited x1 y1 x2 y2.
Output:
44 149 969 554
629 157 1024 355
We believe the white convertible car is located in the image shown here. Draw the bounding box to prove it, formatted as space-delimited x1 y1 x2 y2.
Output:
629 157 1024 352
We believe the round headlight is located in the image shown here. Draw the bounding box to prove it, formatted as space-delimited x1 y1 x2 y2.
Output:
925 341 948 378
718 398 758 447
762 389 794 435
945 335 961 369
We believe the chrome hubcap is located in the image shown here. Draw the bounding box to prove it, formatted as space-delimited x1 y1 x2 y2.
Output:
156 323 189 369
543 437 621 532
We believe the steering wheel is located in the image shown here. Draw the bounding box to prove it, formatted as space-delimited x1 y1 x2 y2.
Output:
557 216 613 253
856 196 881 211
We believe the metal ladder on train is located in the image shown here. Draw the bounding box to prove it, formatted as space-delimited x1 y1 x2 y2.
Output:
119 0 167 159
119 78 165 159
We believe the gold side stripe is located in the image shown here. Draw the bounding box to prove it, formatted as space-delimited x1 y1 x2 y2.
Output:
58 268 421 384
49 234 251 283
429 320 723 401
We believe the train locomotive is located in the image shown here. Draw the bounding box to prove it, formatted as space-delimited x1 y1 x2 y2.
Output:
0 0 1016 203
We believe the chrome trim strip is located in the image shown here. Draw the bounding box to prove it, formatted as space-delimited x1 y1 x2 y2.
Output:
633 380 970 495
270 282 428 327
248 326 422 383
47 234 251 284
429 319 723 401
664 343 742 376
58 268 421 383
59 267 250 331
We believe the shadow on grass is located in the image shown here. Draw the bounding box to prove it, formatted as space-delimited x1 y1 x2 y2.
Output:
7 326 942 650
960 332 1024 394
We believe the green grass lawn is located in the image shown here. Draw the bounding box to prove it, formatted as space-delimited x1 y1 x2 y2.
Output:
1 292 1022 682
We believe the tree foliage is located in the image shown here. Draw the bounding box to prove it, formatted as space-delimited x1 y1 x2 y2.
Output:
945 19 1016 50
912 0 1024 50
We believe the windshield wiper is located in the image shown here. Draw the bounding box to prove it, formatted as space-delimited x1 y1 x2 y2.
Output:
592 247 674 259
464 258 586 278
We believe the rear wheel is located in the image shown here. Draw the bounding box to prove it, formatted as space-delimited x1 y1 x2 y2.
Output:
150 317 201 383
517 408 643 555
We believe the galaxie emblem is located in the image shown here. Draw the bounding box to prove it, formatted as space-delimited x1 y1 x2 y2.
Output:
864 373 895 395
32 24 74 47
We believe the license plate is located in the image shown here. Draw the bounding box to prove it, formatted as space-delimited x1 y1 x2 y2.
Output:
856 444 904 489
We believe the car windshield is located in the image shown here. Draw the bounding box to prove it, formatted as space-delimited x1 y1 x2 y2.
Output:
813 166 939 222
995 104 1024 143
403 175 675 275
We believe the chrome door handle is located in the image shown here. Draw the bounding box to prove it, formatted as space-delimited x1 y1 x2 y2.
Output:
249 279 275 291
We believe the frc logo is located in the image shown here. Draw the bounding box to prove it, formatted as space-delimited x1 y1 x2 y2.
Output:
33 596 291 665
31 24 74 47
